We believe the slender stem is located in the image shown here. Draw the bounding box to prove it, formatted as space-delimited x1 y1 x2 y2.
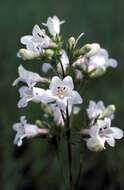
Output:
66 103 74 190
67 135 73 190
60 59 65 78
74 141 83 190
54 137 66 186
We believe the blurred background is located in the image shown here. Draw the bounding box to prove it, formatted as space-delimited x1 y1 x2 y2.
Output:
0 0 124 189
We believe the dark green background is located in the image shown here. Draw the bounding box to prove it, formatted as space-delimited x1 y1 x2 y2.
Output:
0 0 124 189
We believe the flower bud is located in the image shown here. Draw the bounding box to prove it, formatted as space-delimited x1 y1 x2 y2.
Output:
77 43 100 57
17 49 40 60
49 42 58 48
45 49 54 58
35 120 45 128
99 105 116 119
41 103 53 116
85 43 101 57
68 36 76 49
89 67 106 78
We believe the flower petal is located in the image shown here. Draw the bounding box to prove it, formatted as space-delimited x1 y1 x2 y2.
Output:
42 90 56 103
108 58 118 68
86 137 105 152
49 76 62 91
96 101 105 111
111 127 123 139
32 25 43 38
89 124 100 137
68 90 82 104
63 76 74 91
106 136 115 147
17 97 31 108
20 35 33 45
19 86 32 97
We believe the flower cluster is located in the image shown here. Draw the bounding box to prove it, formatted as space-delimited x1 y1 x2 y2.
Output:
81 101 123 151
13 15 123 152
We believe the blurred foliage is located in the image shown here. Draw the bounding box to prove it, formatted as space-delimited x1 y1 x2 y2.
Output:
0 0 124 189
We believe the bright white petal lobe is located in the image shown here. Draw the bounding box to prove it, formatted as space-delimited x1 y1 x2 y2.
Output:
63 76 74 91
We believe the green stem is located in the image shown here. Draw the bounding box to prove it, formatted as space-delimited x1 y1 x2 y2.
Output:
60 59 65 78
54 137 66 187
74 141 83 190
66 103 74 190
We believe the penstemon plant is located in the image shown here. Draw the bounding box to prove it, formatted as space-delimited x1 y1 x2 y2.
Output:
12 16 123 190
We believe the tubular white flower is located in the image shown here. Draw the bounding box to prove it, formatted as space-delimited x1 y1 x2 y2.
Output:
42 16 65 36
17 86 46 108
20 25 52 56
12 116 49 146
87 100 115 122
13 65 49 87
84 118 123 152
43 76 82 110
87 48 118 73
73 48 118 78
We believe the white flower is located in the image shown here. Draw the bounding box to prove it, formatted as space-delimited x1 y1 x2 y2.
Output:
19 25 52 56
87 100 115 121
44 76 82 110
42 16 65 36
12 116 49 146
84 118 123 152
87 48 118 73
57 50 69 74
17 86 46 108
13 65 49 87
73 48 118 78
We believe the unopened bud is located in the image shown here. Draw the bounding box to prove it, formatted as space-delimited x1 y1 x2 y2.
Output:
17 49 40 60
89 67 106 78
85 43 101 57
35 120 45 128
68 36 76 49
45 49 54 57
77 43 100 57
41 103 53 116
100 105 116 119
49 42 58 48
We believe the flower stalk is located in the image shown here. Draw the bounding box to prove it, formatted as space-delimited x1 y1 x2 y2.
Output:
12 15 123 190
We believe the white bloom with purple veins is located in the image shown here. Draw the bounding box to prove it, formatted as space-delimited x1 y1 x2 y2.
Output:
17 86 46 108
87 48 118 73
87 100 115 121
44 76 82 110
42 16 65 36
84 118 123 152
13 116 49 146
20 25 52 54
13 65 48 87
